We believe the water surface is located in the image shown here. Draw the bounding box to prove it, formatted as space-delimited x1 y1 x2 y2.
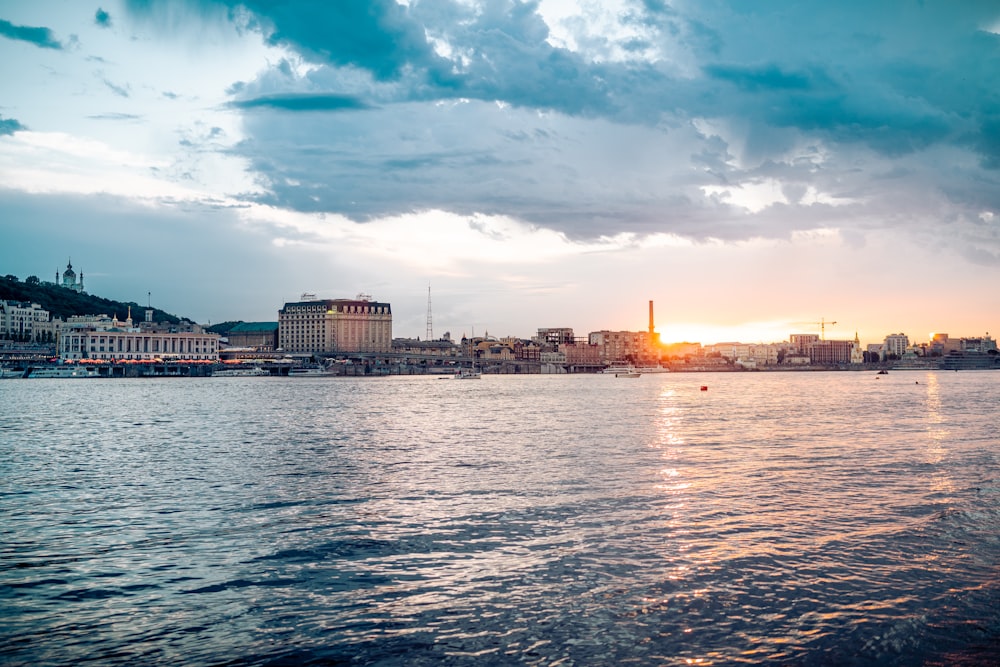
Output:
2 371 999 665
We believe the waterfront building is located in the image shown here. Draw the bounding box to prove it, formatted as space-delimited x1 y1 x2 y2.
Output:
807 339 854 365
227 322 279 350
514 340 541 361
929 333 962 355
391 338 460 358
789 334 820 354
278 295 392 354
783 353 811 365
960 334 997 354
561 342 601 370
883 333 909 358
58 312 219 361
0 301 53 342
588 330 661 365
704 342 780 366
63 314 126 332
540 350 567 364
535 328 575 347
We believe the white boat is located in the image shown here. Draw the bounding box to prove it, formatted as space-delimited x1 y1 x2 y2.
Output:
604 365 641 377
25 366 100 379
287 365 333 376
212 367 268 377
454 367 481 379
0 368 24 379
455 327 482 379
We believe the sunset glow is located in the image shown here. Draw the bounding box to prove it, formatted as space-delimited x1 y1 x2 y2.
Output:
0 1 996 344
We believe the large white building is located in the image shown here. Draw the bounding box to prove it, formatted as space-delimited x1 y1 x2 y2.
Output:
278 295 392 354
0 300 54 342
883 333 910 358
703 342 781 366
58 313 219 361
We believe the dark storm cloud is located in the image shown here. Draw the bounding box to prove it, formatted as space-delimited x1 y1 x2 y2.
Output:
132 0 1000 252
95 8 112 28
0 18 63 49
0 115 25 135
705 64 814 92
229 93 371 112
238 0 443 81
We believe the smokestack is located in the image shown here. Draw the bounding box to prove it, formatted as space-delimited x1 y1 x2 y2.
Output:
649 300 654 335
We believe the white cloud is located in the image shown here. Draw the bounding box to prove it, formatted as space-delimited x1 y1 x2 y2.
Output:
701 179 788 213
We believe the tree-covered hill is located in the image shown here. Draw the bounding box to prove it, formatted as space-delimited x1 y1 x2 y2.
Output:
1 274 182 323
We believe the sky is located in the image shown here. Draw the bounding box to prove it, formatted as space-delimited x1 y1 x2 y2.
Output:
1 0 998 345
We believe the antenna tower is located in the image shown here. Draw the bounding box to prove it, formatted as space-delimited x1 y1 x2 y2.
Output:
425 285 434 341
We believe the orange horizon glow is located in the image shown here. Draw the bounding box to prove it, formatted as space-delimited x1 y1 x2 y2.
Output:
656 322 805 347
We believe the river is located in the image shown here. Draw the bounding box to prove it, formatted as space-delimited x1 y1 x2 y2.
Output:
2 371 998 665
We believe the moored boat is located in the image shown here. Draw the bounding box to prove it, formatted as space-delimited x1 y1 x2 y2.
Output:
211 366 269 377
287 365 334 376
25 366 100 379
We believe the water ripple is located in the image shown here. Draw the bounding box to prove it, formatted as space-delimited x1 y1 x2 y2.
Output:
1 373 998 665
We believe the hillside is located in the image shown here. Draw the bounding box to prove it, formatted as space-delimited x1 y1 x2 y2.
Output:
1 274 182 323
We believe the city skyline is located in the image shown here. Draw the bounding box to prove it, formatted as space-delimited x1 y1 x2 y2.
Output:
2 272 991 351
1 2 998 345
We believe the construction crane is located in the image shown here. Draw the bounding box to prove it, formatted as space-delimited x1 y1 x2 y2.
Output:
811 318 837 340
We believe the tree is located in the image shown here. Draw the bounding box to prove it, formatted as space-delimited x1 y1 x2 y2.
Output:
25 275 40 285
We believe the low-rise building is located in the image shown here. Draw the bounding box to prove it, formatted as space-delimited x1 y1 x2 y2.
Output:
58 313 219 361
228 322 279 350
392 338 460 358
704 342 780 366
562 342 601 370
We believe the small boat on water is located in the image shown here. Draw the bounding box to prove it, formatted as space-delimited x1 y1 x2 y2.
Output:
211 367 269 377
25 366 100 379
287 365 333 377
615 368 641 378
455 326 482 379
454 367 481 379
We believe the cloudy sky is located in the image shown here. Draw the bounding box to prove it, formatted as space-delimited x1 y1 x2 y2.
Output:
1 0 998 344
